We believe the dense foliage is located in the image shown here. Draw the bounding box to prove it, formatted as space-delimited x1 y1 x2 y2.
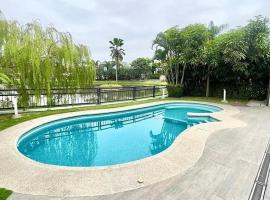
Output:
0 12 95 107
153 16 270 101
167 85 183 97
96 58 162 80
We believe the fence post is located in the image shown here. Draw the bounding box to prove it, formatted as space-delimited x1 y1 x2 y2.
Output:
133 87 136 100
96 88 101 104
221 88 228 103
153 86 156 98
162 87 166 99
12 92 21 118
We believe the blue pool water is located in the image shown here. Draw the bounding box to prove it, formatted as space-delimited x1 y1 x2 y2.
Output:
17 103 221 167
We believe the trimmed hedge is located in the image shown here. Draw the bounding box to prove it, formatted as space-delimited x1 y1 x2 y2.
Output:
183 83 266 100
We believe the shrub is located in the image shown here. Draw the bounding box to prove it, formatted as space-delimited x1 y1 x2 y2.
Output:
167 85 183 97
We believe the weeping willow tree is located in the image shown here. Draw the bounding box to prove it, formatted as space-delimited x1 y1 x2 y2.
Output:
0 11 95 107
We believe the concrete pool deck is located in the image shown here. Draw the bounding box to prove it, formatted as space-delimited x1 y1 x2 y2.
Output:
0 101 261 199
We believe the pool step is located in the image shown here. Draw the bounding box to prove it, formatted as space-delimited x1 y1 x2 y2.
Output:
187 120 208 128
164 116 209 128
163 117 188 125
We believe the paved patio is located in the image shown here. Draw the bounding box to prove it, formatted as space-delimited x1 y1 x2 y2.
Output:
7 105 270 200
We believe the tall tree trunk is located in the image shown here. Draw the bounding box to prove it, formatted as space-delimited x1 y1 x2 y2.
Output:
169 58 175 85
267 66 270 106
116 59 118 82
206 76 210 97
206 65 210 97
166 68 172 84
169 68 174 85
180 65 186 86
175 64 179 85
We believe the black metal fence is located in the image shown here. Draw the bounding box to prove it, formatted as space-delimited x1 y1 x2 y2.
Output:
0 86 167 110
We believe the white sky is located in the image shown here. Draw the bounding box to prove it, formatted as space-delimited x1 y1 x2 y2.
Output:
1 0 270 62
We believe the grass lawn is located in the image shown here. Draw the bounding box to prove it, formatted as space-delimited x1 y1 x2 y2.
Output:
94 80 167 87
0 97 248 132
0 188 12 200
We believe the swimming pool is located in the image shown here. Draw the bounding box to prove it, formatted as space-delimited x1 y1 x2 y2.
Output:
17 103 221 167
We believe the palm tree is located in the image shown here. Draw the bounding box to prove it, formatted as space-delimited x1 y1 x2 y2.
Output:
208 21 228 40
152 31 178 85
109 38 125 81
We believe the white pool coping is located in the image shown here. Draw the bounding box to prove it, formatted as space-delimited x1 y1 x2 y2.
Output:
0 100 246 197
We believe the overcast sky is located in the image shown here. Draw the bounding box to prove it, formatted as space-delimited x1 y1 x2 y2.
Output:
1 0 270 62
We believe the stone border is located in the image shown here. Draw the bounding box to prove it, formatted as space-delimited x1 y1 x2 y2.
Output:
0 101 246 197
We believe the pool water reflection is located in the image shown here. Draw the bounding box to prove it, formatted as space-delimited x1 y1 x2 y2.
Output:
17 103 220 167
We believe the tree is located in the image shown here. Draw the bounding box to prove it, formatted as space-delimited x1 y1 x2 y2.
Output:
152 16 270 101
153 28 177 85
219 28 248 72
130 57 152 79
153 24 209 88
179 24 210 86
244 16 270 105
109 38 125 81
153 27 184 85
204 27 248 95
96 61 116 80
205 21 228 97
0 12 95 107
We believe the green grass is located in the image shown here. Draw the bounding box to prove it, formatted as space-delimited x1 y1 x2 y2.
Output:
94 80 167 87
0 97 248 132
0 188 12 200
